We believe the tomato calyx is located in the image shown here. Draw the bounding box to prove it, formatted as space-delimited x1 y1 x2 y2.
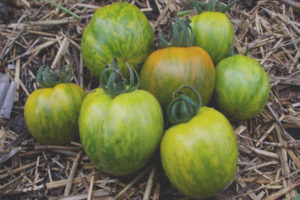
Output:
99 58 140 98
158 18 194 48
167 85 202 126
194 0 239 13
37 65 72 88
177 0 238 17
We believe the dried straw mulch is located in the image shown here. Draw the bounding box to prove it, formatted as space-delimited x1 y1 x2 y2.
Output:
0 0 299 199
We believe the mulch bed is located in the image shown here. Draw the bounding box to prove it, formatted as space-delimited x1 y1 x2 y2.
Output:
0 0 299 199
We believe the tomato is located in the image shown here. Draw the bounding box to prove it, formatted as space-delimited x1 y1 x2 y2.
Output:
24 83 86 145
140 18 215 112
81 2 154 78
140 46 215 111
160 86 238 199
214 55 270 120
78 61 164 176
191 11 234 64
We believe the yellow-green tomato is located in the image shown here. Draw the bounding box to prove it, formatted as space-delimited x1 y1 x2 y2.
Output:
78 88 164 176
191 12 234 64
160 107 238 199
24 83 86 145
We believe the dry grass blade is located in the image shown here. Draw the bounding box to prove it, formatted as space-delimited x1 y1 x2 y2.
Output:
57 189 110 200
64 151 83 196
113 163 155 200
0 0 299 199
142 166 156 200
265 180 300 200
277 0 300 10
47 176 82 190
87 170 95 200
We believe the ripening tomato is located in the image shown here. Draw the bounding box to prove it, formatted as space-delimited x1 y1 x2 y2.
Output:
24 83 86 145
140 46 215 111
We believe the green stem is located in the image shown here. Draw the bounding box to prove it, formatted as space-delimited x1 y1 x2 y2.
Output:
208 0 216 11
177 10 193 17
37 65 72 88
42 0 80 20
194 1 203 14
217 0 239 12
99 58 139 98
194 0 239 13
243 46 249 56
159 17 194 48
228 44 234 57
167 85 202 126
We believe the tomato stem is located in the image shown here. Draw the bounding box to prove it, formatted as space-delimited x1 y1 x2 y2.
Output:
158 18 194 48
177 10 193 17
228 44 234 57
208 0 216 11
194 0 239 13
243 46 249 56
37 65 72 88
167 85 202 126
99 58 139 98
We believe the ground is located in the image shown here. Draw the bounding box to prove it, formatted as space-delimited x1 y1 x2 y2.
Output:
0 0 299 199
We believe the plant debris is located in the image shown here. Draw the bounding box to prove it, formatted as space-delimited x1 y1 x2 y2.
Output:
0 0 299 199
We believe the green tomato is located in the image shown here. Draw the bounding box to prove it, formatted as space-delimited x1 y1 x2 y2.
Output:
78 88 164 176
191 12 234 64
161 106 238 199
81 2 154 78
24 83 86 145
214 55 270 120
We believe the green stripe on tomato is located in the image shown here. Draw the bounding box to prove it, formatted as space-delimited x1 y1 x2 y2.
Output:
161 107 238 199
214 55 270 120
140 46 215 111
24 83 86 145
191 12 234 64
81 2 154 78
79 88 164 176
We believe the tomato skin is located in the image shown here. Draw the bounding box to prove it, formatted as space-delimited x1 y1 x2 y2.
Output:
140 46 215 110
78 88 164 176
214 55 270 120
24 83 86 145
81 2 154 78
160 107 238 199
191 12 234 64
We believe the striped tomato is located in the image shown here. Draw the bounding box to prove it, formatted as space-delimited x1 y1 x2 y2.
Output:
214 55 270 120
81 2 154 77
191 12 234 64
78 60 164 176
160 86 238 199
24 83 86 145
140 46 215 110
140 18 215 109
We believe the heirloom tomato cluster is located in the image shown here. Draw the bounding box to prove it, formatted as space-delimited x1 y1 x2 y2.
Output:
24 1 271 199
